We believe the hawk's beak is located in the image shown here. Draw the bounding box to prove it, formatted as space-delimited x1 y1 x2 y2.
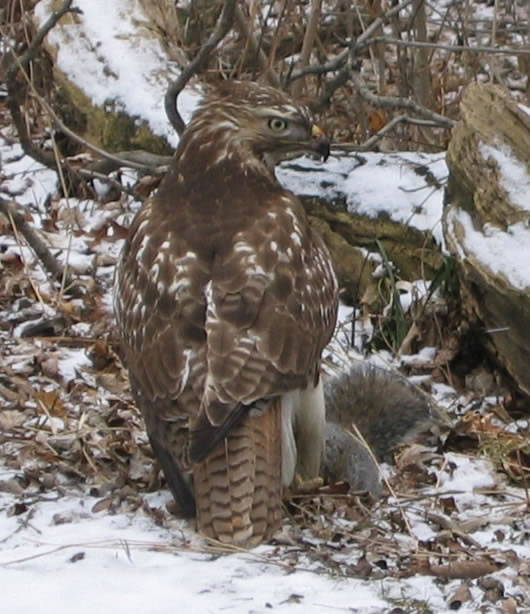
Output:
311 124 330 161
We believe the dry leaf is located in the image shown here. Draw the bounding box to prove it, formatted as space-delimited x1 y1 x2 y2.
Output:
448 583 472 608
34 389 67 417
370 109 386 132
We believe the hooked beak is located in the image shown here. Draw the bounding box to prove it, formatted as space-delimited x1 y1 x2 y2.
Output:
311 124 330 161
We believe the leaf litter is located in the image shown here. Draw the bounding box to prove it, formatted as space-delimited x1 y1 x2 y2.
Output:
2 133 530 613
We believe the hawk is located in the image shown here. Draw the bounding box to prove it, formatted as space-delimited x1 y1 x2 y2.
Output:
114 80 338 546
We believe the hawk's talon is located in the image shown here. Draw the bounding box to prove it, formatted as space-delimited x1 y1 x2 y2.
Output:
293 474 324 493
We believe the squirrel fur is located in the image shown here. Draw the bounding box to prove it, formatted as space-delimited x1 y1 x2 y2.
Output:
321 363 437 496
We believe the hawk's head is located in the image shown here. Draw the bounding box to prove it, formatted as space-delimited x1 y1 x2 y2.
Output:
178 81 330 173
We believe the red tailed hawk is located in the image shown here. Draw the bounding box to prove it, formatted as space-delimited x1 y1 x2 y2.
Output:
114 80 338 546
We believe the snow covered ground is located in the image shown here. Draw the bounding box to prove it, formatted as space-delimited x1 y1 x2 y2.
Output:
2 457 528 614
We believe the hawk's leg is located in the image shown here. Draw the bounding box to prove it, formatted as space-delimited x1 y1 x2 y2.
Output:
281 378 326 488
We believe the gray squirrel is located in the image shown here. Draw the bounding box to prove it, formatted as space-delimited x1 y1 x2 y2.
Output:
321 363 438 496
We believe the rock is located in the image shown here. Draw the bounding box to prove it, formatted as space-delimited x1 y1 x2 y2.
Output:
443 83 530 395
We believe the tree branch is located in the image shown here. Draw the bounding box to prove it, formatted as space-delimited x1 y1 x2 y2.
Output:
286 0 417 85
290 0 322 97
5 0 85 185
233 3 281 88
6 0 81 84
164 0 238 135
309 69 350 113
366 37 530 56
351 74 456 129
334 115 445 152
0 197 84 297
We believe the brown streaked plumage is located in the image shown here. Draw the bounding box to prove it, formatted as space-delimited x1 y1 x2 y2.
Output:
114 80 338 546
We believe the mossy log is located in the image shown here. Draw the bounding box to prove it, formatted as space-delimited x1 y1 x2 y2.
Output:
443 83 530 394
34 7 175 156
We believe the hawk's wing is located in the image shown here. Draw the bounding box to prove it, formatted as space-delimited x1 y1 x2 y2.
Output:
115 191 337 461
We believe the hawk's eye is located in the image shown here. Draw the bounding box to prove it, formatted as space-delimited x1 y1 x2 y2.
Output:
268 118 288 132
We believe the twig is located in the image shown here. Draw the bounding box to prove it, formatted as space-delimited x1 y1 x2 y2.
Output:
310 69 350 113
5 0 168 195
287 0 417 84
287 0 529 87
250 0 287 82
48 130 75 298
291 0 322 98
234 3 281 88
6 0 81 83
7 49 166 204
87 151 172 176
33 90 166 174
366 37 530 56
0 197 84 297
353 115 443 151
351 74 456 129
164 0 238 135
77 168 145 203
5 0 81 172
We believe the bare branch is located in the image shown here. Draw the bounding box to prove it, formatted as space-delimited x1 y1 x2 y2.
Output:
234 3 281 88
335 115 444 152
86 151 171 176
287 48 349 82
287 0 417 85
6 0 81 83
355 0 416 48
287 0 529 93
310 69 350 113
368 37 530 56
0 197 84 297
77 168 146 202
351 74 456 129
35 92 168 174
164 0 238 135
291 0 322 98
5 1 85 184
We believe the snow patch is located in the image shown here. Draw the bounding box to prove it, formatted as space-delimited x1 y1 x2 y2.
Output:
446 208 530 291
34 0 200 148
480 142 530 212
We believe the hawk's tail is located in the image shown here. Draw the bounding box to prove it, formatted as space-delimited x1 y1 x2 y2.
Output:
193 398 282 547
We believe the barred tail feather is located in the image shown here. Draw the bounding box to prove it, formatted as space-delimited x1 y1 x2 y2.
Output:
193 399 282 546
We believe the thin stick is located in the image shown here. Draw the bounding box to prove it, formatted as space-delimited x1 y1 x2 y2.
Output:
164 0 238 135
291 0 322 97
233 3 281 88
0 198 83 297
351 74 456 129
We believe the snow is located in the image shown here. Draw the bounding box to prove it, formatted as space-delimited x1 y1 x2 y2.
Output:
33 0 199 148
57 347 92 382
446 208 530 290
1 143 58 206
480 142 530 212
401 346 437 365
278 152 447 243
0 475 513 614
437 453 498 493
